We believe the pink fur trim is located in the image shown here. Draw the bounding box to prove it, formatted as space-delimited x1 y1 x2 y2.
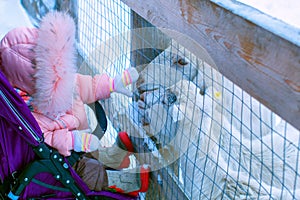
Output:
33 11 77 117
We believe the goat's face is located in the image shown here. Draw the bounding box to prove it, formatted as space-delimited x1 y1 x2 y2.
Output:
133 79 221 162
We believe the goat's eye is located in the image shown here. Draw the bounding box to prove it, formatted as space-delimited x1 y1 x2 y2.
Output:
177 58 189 66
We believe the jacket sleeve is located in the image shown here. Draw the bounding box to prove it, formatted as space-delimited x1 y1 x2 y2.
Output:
76 73 111 104
43 129 74 156
32 112 80 156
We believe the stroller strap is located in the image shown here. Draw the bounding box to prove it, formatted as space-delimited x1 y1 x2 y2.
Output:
0 171 19 197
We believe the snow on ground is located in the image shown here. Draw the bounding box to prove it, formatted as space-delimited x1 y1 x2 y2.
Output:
0 0 33 38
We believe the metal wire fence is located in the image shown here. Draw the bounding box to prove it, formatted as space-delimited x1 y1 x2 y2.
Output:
21 0 300 199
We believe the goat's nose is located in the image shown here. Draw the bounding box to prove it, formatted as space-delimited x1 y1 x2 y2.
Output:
163 91 177 106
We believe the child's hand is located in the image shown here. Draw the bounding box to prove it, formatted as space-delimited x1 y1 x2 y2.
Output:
110 67 139 97
72 130 99 152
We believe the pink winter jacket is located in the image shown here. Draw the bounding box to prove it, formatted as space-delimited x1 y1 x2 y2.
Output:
32 73 111 156
0 15 111 156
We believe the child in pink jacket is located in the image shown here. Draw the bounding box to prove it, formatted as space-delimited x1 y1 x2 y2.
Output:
0 11 149 196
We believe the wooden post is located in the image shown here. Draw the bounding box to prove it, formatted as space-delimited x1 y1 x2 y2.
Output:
128 11 188 200
130 10 171 70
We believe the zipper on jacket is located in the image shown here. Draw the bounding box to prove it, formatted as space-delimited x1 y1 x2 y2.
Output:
0 90 42 142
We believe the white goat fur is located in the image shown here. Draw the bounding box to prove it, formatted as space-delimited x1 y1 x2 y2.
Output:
135 42 300 199
163 80 300 199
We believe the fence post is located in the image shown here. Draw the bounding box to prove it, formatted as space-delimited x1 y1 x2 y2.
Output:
130 10 170 70
130 10 189 200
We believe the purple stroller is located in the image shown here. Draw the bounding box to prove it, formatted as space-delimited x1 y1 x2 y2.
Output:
0 70 136 199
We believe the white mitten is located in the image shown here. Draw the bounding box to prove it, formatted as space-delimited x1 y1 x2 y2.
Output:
109 67 139 97
72 130 100 152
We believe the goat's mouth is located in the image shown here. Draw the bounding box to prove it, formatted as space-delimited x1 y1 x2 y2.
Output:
132 83 178 126
134 83 177 108
133 83 161 102
132 81 207 128
132 83 181 152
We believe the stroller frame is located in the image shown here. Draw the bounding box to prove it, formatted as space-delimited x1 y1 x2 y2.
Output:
6 143 85 199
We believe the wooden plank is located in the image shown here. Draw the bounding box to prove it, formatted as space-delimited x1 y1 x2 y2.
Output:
121 0 300 131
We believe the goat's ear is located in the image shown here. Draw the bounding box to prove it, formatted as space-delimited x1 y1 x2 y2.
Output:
171 104 184 122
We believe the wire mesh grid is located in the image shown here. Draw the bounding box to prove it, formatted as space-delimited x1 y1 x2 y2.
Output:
21 0 300 199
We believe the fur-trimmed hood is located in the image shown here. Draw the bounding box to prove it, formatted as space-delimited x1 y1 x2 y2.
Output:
33 11 77 118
